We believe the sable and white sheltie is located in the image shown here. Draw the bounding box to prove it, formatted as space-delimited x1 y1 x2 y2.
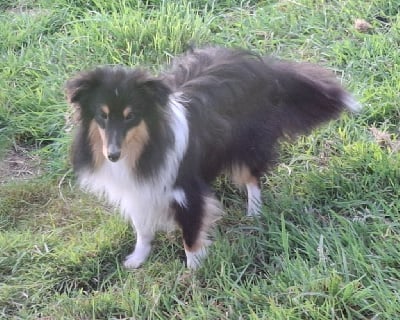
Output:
66 46 360 269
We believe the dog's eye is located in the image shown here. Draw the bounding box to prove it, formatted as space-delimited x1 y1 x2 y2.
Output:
124 111 135 121
100 111 108 120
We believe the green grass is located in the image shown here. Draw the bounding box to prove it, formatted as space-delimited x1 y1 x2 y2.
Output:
1 0 400 318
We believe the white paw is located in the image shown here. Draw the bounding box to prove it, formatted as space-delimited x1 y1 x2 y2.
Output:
123 245 152 269
185 241 211 269
247 206 262 217
123 253 145 269
246 182 262 217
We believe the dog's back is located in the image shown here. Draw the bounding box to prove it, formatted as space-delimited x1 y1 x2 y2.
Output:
163 47 359 184
167 47 359 125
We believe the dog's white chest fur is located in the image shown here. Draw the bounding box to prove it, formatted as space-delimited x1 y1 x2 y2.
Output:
78 159 177 232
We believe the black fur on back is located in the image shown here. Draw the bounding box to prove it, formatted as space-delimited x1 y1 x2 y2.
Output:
162 47 355 183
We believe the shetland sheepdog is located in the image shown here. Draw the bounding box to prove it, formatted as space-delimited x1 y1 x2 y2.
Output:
66 47 360 269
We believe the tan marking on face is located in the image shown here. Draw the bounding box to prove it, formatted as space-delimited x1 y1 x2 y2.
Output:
88 120 107 168
97 126 109 160
231 165 258 185
121 120 150 169
101 105 110 115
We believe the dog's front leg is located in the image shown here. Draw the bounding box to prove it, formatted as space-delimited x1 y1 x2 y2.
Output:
173 183 222 269
123 231 154 269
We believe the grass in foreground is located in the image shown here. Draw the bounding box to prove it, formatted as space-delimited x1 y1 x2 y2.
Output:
1 0 400 318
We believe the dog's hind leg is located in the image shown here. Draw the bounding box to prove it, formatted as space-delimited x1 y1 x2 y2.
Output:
231 164 263 216
246 181 262 216
123 231 154 269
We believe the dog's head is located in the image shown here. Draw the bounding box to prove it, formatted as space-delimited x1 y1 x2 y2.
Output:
66 67 170 164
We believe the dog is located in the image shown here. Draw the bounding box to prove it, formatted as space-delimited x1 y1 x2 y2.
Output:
66 46 360 269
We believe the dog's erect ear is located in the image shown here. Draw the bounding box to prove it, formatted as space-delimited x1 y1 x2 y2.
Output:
65 71 99 107
138 78 171 107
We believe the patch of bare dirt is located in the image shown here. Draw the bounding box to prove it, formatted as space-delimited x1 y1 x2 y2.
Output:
0 144 41 184
370 127 400 153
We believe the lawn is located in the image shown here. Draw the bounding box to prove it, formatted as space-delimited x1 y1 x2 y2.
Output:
1 0 399 319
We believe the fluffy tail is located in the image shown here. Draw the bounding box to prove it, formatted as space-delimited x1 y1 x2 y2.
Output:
267 59 361 137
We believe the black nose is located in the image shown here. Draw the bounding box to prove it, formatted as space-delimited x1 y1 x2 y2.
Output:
107 151 121 162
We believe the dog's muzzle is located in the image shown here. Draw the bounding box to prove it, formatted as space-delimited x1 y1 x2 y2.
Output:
107 144 121 162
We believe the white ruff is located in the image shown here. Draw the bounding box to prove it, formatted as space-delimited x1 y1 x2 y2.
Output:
78 94 189 236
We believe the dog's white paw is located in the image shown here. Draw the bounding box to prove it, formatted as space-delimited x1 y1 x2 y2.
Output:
123 245 152 269
123 253 145 269
246 182 262 217
185 240 211 269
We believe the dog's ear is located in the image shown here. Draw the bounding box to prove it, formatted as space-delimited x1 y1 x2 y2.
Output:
65 71 99 107
138 78 171 107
